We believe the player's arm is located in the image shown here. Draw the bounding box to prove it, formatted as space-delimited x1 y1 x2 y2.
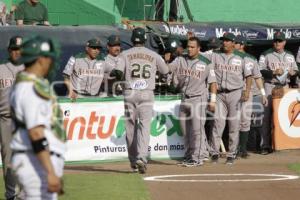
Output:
258 54 276 78
242 59 253 102
63 56 77 100
15 4 24 26
207 64 217 112
252 60 268 105
29 126 61 193
110 55 125 80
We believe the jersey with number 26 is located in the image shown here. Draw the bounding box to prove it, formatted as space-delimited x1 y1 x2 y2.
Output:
116 46 169 90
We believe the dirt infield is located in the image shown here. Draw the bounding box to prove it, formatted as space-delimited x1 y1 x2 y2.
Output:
65 150 300 200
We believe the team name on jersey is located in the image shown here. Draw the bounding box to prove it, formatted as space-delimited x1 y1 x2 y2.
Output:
76 68 102 76
215 63 240 72
177 67 202 79
0 78 14 89
127 53 154 63
268 62 290 70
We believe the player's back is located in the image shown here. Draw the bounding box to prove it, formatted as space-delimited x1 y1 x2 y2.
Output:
120 46 168 90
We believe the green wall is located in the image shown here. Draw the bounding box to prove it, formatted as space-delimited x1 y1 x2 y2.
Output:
3 0 300 25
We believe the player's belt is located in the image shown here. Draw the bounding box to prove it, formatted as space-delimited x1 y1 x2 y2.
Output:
264 81 286 86
217 88 242 94
13 150 63 158
74 90 98 97
183 94 202 99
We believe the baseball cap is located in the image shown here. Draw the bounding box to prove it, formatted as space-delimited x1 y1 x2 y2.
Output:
273 31 286 41
19 36 59 64
107 35 121 46
165 37 182 53
86 38 101 48
8 36 23 50
235 35 248 45
207 37 222 48
220 32 236 42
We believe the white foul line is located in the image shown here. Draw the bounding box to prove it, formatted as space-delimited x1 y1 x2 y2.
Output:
144 174 300 182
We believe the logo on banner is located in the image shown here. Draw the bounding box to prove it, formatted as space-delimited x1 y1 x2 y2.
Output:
162 24 206 37
242 31 259 39
267 29 292 40
215 28 242 38
292 30 300 38
278 90 300 138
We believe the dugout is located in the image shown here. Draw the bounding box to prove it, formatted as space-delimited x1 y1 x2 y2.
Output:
1 22 300 83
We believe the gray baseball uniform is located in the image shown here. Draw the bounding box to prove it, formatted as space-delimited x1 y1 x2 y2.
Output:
169 55 216 163
63 53 112 96
116 46 169 165
0 60 24 199
258 48 298 151
211 50 252 158
104 54 119 96
240 53 262 132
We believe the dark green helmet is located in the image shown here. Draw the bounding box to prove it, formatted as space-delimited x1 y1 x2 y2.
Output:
131 27 147 44
19 36 59 64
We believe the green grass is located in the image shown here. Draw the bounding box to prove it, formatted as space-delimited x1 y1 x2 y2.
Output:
289 163 300 175
0 173 150 200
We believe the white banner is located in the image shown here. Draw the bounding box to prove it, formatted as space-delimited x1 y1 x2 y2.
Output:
60 99 184 162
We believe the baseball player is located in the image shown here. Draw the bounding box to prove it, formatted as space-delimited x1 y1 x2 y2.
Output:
63 38 112 100
104 35 121 96
10 36 66 200
0 36 24 200
258 31 298 155
201 36 222 160
234 35 268 158
210 32 252 165
110 27 169 173
168 37 217 166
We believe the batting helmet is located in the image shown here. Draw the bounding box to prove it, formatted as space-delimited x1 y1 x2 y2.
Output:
131 27 147 44
19 36 59 64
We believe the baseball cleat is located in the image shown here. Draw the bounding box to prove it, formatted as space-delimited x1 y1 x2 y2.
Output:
211 155 219 163
225 157 234 165
136 160 147 174
183 160 203 167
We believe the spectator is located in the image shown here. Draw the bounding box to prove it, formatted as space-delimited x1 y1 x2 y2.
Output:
15 0 50 26
0 0 6 25
155 0 178 22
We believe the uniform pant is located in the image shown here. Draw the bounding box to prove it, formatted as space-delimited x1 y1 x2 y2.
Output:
179 94 207 161
124 90 154 165
211 89 242 158
240 92 253 132
11 152 64 200
259 83 277 150
0 116 17 199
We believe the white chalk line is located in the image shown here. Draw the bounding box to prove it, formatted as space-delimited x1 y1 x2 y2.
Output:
144 174 300 182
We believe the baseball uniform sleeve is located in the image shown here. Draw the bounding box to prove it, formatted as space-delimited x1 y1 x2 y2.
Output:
207 63 217 84
103 61 115 73
115 54 126 72
242 59 252 77
258 54 268 70
156 55 169 75
252 60 262 79
62 56 75 76
22 86 51 130
168 57 180 73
